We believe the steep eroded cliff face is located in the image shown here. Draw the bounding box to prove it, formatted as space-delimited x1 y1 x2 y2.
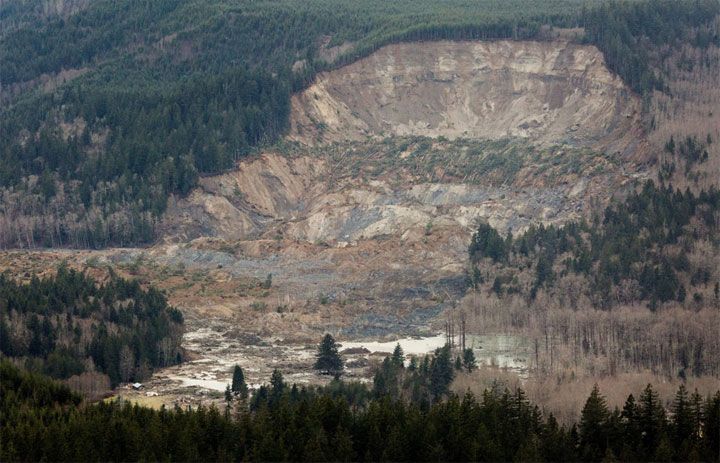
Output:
158 39 647 325
290 40 641 154
164 40 648 245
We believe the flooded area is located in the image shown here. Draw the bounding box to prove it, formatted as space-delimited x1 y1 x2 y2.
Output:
116 318 530 409
341 333 530 375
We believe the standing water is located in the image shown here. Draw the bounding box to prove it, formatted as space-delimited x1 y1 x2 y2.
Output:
340 333 530 376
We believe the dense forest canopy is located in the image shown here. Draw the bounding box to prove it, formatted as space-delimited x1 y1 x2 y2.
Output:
1 359 718 462
0 266 184 387
1 0 718 247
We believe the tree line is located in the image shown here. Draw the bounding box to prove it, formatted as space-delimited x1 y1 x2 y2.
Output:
466 179 720 377
581 0 720 95
0 265 184 387
1 358 718 462
0 66 289 248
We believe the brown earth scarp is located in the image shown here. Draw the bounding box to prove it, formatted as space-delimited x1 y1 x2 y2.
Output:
289 40 642 155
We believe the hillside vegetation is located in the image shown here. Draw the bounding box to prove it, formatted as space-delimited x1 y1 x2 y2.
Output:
0 266 184 391
467 181 720 378
1 0 718 247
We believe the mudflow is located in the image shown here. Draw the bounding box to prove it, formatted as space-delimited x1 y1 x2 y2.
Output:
155 39 646 338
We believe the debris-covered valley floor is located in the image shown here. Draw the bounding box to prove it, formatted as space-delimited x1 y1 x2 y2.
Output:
0 38 656 411
117 321 531 410
0 245 531 409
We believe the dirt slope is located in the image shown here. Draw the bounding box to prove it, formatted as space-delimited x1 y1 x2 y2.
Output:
163 147 626 244
290 40 641 153
156 39 647 339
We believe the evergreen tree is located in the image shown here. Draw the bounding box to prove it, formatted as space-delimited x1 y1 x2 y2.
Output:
671 384 693 451
638 384 667 459
462 348 477 372
429 344 454 400
0 269 183 387
620 394 640 459
373 357 400 399
391 343 404 368
579 384 609 461
689 389 704 443
408 356 418 372
270 369 285 401
231 364 248 398
1 359 719 462
702 391 720 462
314 334 343 376
469 223 507 263
654 434 674 462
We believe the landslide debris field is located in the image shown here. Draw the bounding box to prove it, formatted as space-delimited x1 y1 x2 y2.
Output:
158 39 647 339
1 39 648 405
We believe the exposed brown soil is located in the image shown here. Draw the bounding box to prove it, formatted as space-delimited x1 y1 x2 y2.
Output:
289 40 642 154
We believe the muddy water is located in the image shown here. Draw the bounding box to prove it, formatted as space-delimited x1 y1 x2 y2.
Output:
341 333 530 375
136 326 530 405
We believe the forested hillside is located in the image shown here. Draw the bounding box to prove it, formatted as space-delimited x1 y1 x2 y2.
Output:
0 266 184 390
470 181 720 309
1 359 718 462
1 0 718 247
467 180 720 377
581 0 720 94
